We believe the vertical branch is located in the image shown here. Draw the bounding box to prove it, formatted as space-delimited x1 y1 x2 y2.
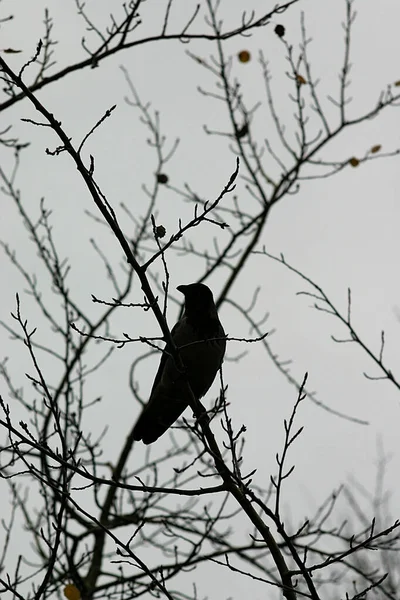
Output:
339 0 356 124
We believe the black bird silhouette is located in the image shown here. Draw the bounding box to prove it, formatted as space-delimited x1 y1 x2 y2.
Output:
133 283 226 444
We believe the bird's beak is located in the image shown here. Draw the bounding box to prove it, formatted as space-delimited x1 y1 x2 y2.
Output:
177 285 187 295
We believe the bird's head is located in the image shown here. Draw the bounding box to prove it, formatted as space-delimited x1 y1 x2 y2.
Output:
177 283 217 320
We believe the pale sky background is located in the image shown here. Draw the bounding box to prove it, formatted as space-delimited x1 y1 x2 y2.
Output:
1 0 400 598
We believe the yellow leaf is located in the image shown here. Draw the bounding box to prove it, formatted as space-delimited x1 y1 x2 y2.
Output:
370 144 381 154
296 74 307 85
64 584 81 600
349 157 359 167
238 50 251 63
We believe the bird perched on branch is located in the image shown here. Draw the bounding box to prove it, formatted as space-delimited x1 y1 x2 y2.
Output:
133 283 226 444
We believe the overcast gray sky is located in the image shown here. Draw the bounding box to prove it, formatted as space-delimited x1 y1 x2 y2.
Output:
1 0 400 597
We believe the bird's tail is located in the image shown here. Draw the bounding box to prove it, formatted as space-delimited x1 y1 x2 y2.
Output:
133 384 190 444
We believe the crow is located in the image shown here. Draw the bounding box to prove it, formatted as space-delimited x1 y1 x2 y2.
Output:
133 283 226 444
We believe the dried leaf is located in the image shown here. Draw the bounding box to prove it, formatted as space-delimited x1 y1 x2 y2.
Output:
371 144 381 154
238 50 251 63
64 585 81 600
349 157 359 167
296 74 307 85
237 123 249 138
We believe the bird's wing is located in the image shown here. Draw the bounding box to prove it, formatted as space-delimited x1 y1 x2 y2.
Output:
133 314 225 444
148 318 182 396
133 318 189 444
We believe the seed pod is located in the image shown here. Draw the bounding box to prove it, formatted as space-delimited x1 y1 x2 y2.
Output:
157 173 169 184
155 225 166 239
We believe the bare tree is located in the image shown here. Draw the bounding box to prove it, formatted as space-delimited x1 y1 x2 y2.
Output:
1 1 400 599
